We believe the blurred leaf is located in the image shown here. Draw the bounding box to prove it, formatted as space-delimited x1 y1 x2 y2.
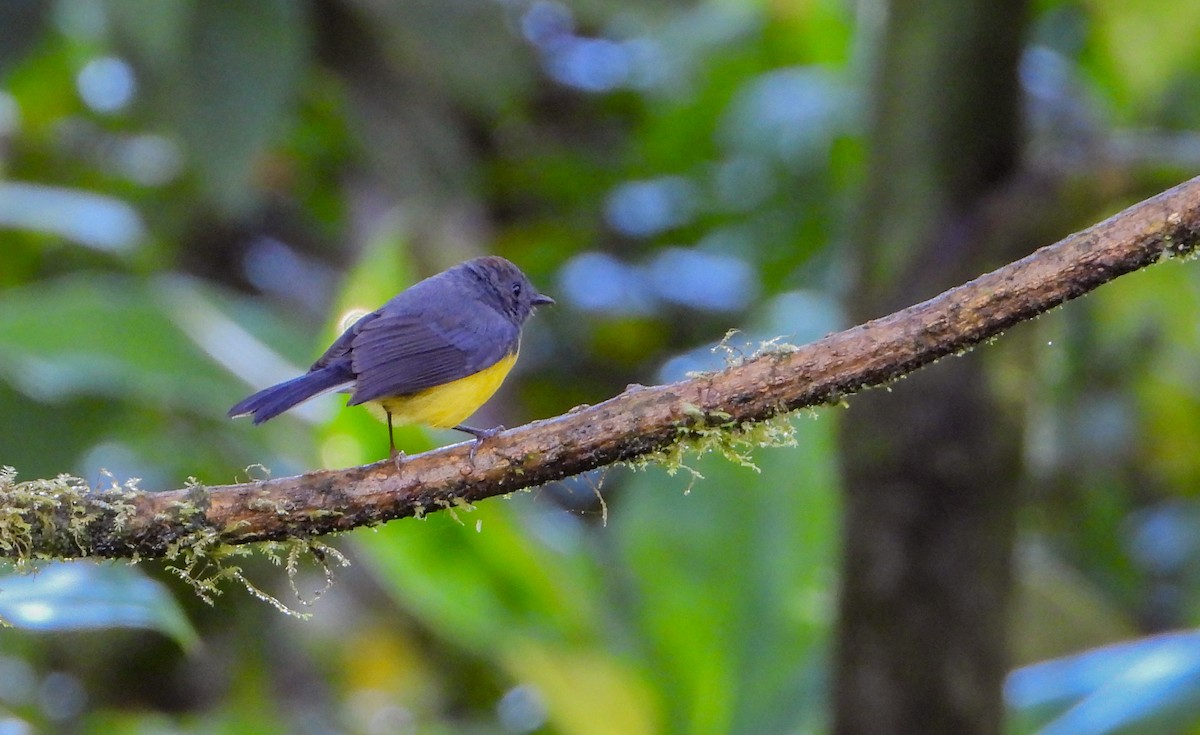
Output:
357 500 637 735
1010 543 1139 666
1008 631 1200 735
765 0 854 66
360 415 839 735
0 273 324 477
0 182 145 252
615 415 839 735
357 499 600 651
0 274 293 419
1093 265 1200 491
504 641 661 735
2 32 84 135
0 561 197 648
0 275 227 413
1088 0 1200 114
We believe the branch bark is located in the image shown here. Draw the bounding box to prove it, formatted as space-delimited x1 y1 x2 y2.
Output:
8 175 1200 560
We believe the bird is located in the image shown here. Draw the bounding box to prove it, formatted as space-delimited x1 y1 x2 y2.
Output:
229 256 554 460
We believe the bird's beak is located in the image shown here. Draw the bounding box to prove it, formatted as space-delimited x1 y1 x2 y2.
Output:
532 293 555 307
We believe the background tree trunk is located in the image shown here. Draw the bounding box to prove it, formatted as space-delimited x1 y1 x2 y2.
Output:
833 1 1030 733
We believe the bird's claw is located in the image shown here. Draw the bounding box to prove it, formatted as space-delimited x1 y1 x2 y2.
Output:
467 425 504 463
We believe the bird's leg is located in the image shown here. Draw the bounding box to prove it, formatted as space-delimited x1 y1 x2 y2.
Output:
387 410 405 470
454 424 504 462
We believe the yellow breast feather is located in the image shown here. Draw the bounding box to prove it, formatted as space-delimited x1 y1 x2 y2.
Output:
369 351 519 429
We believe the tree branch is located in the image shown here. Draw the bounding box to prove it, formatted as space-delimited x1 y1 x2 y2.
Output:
6 175 1200 561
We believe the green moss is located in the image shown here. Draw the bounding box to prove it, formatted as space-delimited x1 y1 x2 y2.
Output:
247 496 293 516
0 466 139 567
432 495 476 525
627 405 800 486
627 336 813 484
700 330 802 373
241 538 350 617
0 467 350 619
161 526 351 619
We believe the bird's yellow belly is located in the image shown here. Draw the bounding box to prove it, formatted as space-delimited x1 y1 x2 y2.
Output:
367 352 518 429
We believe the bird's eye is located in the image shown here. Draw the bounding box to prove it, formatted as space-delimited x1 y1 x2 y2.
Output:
512 282 522 298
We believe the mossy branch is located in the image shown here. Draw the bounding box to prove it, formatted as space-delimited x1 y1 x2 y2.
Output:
5 175 1200 563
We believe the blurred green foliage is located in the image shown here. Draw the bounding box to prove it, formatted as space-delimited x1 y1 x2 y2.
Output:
1 0 1200 733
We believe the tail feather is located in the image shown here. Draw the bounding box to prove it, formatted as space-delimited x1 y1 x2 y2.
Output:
229 363 354 425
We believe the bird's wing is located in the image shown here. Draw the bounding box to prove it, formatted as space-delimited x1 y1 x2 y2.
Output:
347 304 518 405
310 310 381 371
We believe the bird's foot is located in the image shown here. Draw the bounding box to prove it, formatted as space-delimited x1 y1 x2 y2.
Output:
455 424 504 462
390 447 407 472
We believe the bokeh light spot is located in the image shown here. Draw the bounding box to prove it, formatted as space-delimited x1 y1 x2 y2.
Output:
605 176 698 237
647 247 756 312
558 251 654 314
76 57 136 114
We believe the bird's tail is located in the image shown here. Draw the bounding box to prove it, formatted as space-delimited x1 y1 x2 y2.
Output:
228 364 354 425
